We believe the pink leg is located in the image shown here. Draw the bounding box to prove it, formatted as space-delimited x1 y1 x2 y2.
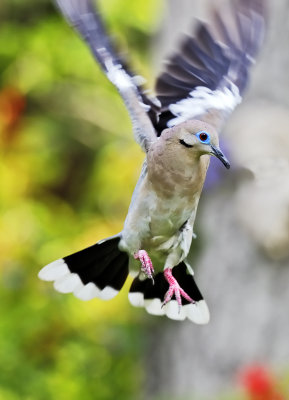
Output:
162 268 195 311
134 250 155 283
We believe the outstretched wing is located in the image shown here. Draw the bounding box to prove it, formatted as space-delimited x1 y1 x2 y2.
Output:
155 0 266 134
55 0 159 152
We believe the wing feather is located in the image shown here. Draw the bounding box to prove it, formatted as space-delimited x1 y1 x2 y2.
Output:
55 0 159 152
155 0 266 133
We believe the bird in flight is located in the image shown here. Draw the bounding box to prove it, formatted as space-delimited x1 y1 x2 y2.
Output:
39 0 266 323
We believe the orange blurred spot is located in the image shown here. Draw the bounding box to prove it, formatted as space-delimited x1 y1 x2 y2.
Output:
0 86 26 145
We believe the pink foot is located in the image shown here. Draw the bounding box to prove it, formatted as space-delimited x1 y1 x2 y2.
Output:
134 250 155 283
162 268 195 311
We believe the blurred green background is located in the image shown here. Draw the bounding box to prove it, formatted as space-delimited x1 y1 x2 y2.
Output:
1 1 289 400
0 0 163 399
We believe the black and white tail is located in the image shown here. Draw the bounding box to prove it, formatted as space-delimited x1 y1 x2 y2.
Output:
39 241 209 324
38 235 129 301
129 262 210 324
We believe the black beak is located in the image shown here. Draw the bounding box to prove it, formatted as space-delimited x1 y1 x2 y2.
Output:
211 146 230 169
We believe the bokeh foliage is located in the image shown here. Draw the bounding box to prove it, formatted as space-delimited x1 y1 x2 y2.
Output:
3 1 288 400
0 0 162 399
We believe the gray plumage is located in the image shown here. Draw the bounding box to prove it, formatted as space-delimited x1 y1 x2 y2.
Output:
39 0 266 323
121 121 219 272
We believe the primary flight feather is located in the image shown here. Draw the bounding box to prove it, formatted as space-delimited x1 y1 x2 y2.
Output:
39 0 266 323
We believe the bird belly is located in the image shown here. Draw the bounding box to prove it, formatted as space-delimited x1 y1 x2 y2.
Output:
120 189 198 273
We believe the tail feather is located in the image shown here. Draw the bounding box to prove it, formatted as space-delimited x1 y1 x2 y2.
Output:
109 257 130 288
76 250 121 286
129 262 210 324
96 252 128 290
39 235 129 300
39 240 210 324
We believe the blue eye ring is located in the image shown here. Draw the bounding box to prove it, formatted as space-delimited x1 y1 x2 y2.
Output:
196 131 210 144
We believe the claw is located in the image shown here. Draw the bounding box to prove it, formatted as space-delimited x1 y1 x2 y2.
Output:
162 268 195 312
134 250 155 283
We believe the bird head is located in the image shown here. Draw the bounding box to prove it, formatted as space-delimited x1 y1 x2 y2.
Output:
166 120 230 169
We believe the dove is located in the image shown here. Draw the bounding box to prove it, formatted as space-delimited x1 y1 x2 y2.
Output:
38 0 266 323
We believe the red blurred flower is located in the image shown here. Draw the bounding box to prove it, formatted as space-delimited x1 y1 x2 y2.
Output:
238 364 285 400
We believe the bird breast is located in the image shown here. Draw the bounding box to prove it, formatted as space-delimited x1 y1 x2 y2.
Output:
120 144 209 262
147 140 209 198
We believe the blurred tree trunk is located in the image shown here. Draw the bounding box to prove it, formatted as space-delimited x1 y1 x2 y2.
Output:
146 1 289 398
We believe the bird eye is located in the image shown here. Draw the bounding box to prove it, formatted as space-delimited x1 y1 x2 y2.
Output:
200 133 208 141
196 131 210 144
